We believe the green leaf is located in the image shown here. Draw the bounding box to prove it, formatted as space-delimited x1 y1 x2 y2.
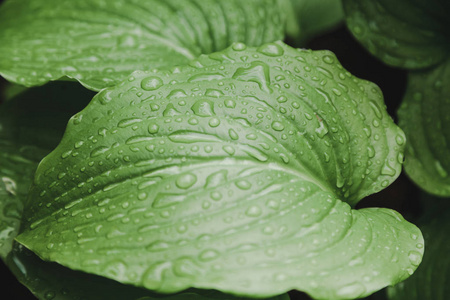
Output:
0 0 287 91
0 82 94 260
17 41 422 299
398 58 450 196
285 0 344 45
343 0 450 69
7 242 289 300
387 197 449 300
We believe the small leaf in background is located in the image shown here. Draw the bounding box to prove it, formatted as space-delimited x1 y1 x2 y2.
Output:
343 0 450 69
0 82 94 260
387 197 449 300
6 242 289 300
0 0 287 91
16 41 422 300
398 58 450 196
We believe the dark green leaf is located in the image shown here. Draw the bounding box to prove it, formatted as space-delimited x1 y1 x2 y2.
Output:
387 197 449 300
285 0 344 45
0 82 94 260
343 0 450 69
17 42 422 299
398 58 450 196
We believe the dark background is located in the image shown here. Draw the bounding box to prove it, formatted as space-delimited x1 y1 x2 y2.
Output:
0 5 420 300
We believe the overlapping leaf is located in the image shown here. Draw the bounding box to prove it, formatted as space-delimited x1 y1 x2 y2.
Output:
0 82 94 260
398 59 450 196
343 0 450 69
387 198 449 300
6 242 289 300
0 0 287 91
16 42 422 299
284 0 344 45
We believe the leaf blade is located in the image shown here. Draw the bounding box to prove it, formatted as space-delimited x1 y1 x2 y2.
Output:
17 41 421 299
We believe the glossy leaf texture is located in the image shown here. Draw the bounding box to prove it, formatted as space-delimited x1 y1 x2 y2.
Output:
6 242 289 300
398 59 450 196
0 0 287 91
343 0 450 69
0 82 94 260
387 197 449 300
284 0 344 45
17 42 422 300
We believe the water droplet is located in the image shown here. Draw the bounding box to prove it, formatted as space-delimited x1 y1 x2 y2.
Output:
90 146 109 158
235 179 252 190
245 205 262 217
223 145 235 155
271 121 285 131
209 117 221 127
322 55 334 64
205 170 227 188
44 291 56 300
176 173 197 189
381 162 396 176
118 118 142 128
224 99 236 108
146 240 170 252
336 282 366 298
199 249 220 261
434 160 448 178
408 250 422 266
148 123 159 134
163 103 181 116
232 43 247 51
233 61 272 93
141 76 163 91
191 99 215 116
257 42 284 57
228 129 239 140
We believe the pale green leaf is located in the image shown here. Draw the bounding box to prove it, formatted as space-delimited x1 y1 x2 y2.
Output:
398 58 450 196
0 0 287 91
17 41 422 299
0 82 94 260
343 0 450 69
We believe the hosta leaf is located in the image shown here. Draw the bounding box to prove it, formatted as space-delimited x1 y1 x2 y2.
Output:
343 0 450 69
398 58 450 196
387 197 449 300
16 41 422 299
0 82 94 260
6 242 289 300
285 0 344 45
0 0 286 91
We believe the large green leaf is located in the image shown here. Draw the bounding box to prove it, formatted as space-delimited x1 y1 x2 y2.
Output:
386 197 449 300
398 58 450 196
285 0 344 45
16 41 422 300
0 0 287 91
343 0 450 69
0 82 94 260
6 242 289 300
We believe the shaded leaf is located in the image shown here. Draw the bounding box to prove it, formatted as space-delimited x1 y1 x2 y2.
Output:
0 0 287 91
387 197 449 300
398 58 450 196
17 41 422 299
0 82 94 260
285 0 344 45
7 242 289 300
343 0 450 69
